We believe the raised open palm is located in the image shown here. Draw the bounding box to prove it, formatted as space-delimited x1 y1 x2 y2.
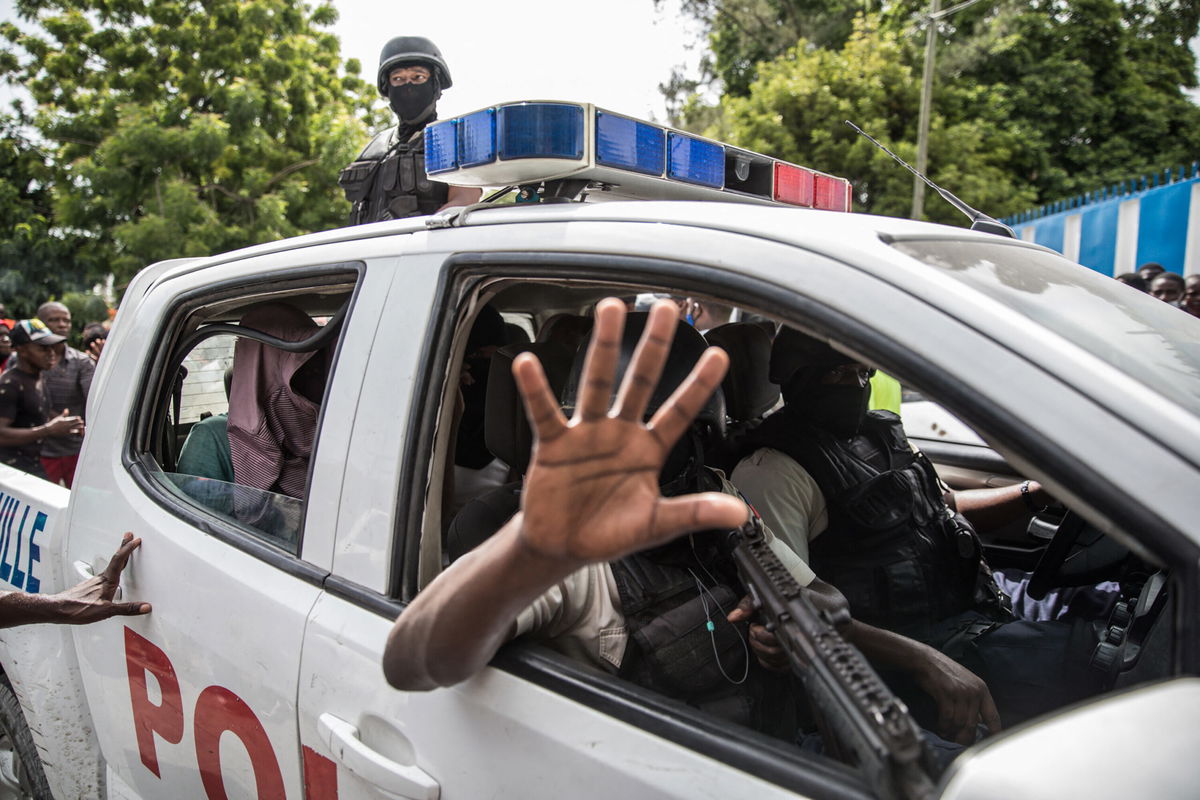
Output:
512 299 747 562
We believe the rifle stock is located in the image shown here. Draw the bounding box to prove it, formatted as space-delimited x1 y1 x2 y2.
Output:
727 517 936 800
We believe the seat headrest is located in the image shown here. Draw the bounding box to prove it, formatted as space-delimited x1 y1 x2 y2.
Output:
705 322 779 422
484 341 575 475
536 313 593 352
560 313 724 431
504 322 531 345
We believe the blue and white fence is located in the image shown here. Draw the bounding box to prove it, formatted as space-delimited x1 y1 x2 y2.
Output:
1005 164 1200 277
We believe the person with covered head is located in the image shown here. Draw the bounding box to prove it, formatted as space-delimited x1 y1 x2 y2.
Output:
339 36 481 224
731 326 1109 731
228 303 330 499
215 304 330 545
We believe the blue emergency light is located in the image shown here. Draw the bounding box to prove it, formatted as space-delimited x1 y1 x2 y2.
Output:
498 103 584 160
595 111 664 176
459 108 496 168
424 101 852 210
667 132 724 188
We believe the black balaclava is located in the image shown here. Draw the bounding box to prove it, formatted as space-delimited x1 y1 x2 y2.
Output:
783 368 871 438
389 76 439 127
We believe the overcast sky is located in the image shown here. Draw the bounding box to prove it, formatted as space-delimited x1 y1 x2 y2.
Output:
0 0 704 121
333 0 702 121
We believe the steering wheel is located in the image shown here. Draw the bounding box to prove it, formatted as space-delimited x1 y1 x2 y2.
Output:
1027 509 1132 600
1026 509 1088 600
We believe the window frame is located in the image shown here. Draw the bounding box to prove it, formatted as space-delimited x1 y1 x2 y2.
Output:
125 263 363 574
368 251 904 799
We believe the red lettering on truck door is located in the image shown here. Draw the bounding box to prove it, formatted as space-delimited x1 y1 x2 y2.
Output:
194 685 286 800
124 627 185 777
302 745 339 799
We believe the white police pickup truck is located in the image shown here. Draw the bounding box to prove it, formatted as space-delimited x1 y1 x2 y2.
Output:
0 102 1197 800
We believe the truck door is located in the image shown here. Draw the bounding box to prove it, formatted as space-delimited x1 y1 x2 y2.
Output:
67 260 383 799
296 238 847 799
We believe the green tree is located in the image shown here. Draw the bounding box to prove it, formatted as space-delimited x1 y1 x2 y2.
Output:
709 16 1035 223
659 0 921 99
938 0 1200 199
0 113 101 317
1 0 384 283
59 290 111 339
667 0 1200 218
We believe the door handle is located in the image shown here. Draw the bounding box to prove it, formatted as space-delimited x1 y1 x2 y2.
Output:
317 713 439 800
73 560 122 599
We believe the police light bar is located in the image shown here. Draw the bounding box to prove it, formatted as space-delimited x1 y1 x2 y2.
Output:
424 101 852 211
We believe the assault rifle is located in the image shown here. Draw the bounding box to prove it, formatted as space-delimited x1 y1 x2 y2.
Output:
726 516 936 800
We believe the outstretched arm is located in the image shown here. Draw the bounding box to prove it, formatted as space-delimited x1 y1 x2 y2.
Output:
0 533 150 628
948 481 1050 532
382 299 748 691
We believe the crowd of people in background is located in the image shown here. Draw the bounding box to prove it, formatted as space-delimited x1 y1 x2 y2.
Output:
1115 261 1200 317
0 301 110 488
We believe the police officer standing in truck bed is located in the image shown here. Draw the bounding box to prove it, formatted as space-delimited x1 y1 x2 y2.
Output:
339 36 481 224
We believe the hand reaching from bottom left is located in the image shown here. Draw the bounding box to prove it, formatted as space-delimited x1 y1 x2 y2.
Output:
0 533 150 628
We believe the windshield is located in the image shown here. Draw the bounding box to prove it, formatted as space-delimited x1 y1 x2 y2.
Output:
890 239 1200 414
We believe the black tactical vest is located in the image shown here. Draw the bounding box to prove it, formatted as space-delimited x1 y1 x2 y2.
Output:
608 472 802 737
740 410 1009 646
338 125 449 224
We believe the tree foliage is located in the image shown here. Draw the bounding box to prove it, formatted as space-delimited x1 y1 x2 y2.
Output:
712 16 1035 222
666 0 1200 220
0 113 100 317
59 289 111 336
659 0 888 98
1 0 384 284
941 0 1200 198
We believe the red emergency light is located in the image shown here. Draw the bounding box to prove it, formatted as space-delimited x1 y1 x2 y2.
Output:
814 174 851 212
774 163 815 207
774 163 851 212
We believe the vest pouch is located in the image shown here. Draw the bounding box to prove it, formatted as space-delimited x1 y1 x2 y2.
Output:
398 149 418 193
821 553 926 635
883 559 931 628
337 162 375 202
630 584 746 699
836 470 914 531
377 154 400 193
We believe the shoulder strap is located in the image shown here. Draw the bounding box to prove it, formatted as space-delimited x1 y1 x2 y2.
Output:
745 410 864 500
358 126 400 161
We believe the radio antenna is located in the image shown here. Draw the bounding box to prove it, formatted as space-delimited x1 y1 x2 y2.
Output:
844 120 1015 238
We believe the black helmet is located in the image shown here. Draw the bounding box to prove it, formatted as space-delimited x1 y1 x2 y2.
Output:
768 326 854 386
377 36 452 97
562 313 725 430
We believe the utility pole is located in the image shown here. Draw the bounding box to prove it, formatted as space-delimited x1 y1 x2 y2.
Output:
912 0 940 220
911 0 987 220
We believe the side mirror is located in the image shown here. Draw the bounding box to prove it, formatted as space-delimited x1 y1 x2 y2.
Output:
939 679 1200 800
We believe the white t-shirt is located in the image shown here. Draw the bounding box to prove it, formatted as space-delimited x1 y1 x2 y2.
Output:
732 448 829 566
